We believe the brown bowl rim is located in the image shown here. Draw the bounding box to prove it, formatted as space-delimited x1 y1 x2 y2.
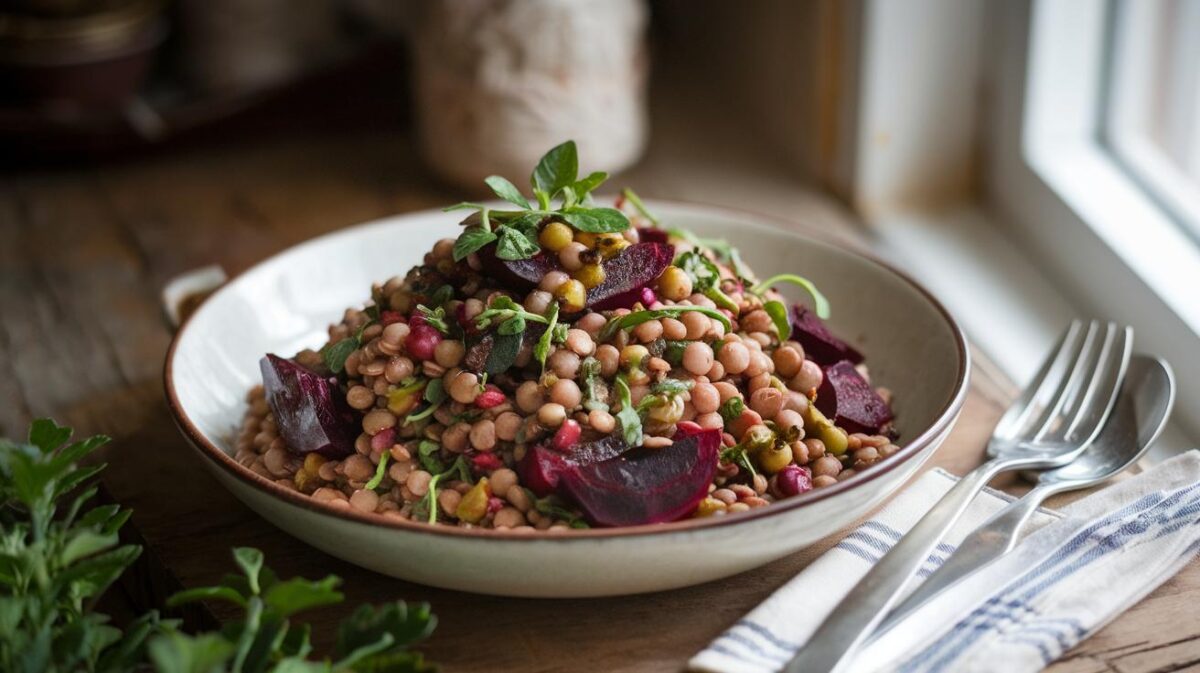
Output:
163 199 971 541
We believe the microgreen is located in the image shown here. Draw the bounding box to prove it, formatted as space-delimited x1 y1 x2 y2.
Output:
416 440 444 475
533 302 568 372
447 141 632 262
404 379 447 425
528 492 590 529
718 396 745 424
763 299 792 341
613 375 643 447
598 306 732 342
719 445 758 478
474 295 554 336
667 227 756 281
621 188 659 226
416 304 450 334
651 378 694 395
417 457 472 525
674 250 738 311
365 453 390 491
580 356 609 412
751 273 831 319
320 337 358 374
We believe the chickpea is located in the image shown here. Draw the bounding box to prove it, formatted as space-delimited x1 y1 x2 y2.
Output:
790 359 824 394
516 381 544 413
346 385 375 410
432 238 456 260
554 279 587 312
524 290 553 316
495 412 522 441
549 379 583 409
620 344 650 370
812 455 843 478
565 329 595 356
469 419 497 451
749 387 785 420
656 266 693 302
661 317 687 340
434 339 465 368
690 382 721 414
740 309 774 334
595 344 620 377
540 270 571 292
574 312 607 336
773 345 803 378
442 422 471 452
381 322 410 349
539 221 574 251
718 341 751 375
448 370 481 404
706 360 726 381
538 403 567 428
633 319 664 343
548 348 582 379
804 438 827 460
588 409 616 433
681 311 710 339
784 391 810 415
494 507 526 528
558 242 589 271
744 351 773 378
697 411 725 430
775 408 805 433
682 341 714 376
350 489 380 513
574 263 606 289
713 381 740 402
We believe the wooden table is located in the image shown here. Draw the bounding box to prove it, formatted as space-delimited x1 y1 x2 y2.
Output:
4 118 1199 672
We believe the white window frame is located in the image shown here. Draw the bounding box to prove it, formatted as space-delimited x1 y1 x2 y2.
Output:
832 0 1199 445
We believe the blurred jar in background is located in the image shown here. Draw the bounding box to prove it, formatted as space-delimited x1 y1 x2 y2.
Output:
414 0 649 189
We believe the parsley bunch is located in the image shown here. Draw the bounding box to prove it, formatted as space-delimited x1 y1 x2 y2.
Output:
447 141 631 262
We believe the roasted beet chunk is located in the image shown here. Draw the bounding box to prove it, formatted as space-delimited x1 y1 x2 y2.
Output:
587 242 675 310
790 305 863 365
478 242 675 311
557 428 720 527
815 360 894 434
260 354 356 458
636 227 669 244
517 434 631 497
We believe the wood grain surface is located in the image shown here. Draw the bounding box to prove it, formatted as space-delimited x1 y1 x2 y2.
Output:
3 119 1197 672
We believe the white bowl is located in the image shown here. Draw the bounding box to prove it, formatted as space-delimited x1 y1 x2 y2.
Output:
164 201 969 597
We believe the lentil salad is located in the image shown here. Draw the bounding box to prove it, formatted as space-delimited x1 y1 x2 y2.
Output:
235 141 899 531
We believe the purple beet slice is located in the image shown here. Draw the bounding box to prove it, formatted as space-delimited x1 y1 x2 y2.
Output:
637 227 669 244
556 428 720 527
587 242 674 310
477 242 675 311
790 305 863 365
517 434 631 497
260 354 357 458
815 360 894 434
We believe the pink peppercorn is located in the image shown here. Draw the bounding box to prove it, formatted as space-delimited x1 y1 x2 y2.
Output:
487 496 505 515
475 385 507 409
640 287 657 306
471 452 503 472
370 427 396 451
553 419 582 451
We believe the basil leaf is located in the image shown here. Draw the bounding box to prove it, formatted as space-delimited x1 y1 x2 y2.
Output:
453 228 496 261
764 299 792 341
531 140 578 197
506 212 544 236
534 303 559 370
561 207 630 234
483 175 531 209
614 376 643 447
598 306 732 342
320 338 358 373
494 225 541 260
573 171 609 198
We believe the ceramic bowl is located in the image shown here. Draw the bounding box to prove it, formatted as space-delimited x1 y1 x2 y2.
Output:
164 201 969 597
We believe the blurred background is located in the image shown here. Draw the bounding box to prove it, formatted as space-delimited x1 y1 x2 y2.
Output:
2 0 1198 445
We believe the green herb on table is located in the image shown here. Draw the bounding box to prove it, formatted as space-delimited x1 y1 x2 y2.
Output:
446 141 632 262
613 375 643 447
598 306 732 343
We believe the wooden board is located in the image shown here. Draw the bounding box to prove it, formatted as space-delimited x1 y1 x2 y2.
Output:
3 123 1198 672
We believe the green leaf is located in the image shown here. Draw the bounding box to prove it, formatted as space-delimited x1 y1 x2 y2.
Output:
751 273 831 319
416 441 444 475
441 201 484 212
427 285 454 309
167 586 249 609
497 315 526 336
573 171 609 198
579 356 608 412
61 530 119 566
57 544 141 600
263 575 344 618
452 228 496 262
651 378 694 395
598 306 732 342
764 299 792 341
147 631 234 673
28 418 71 453
560 207 630 234
720 445 757 478
494 225 541 261
233 548 265 595
279 623 313 659
334 601 437 660
533 303 559 371
321 338 358 374
483 175 531 209
613 376 643 448
531 140 578 197
484 332 522 375
718 396 745 424
345 649 435 673
675 251 738 312
365 452 390 491
415 305 449 334
423 379 446 405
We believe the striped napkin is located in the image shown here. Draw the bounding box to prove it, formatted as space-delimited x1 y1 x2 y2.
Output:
689 451 1200 673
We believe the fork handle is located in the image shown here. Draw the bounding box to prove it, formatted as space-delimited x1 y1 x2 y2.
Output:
783 456 1034 673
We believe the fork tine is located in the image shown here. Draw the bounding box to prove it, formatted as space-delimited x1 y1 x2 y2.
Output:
1062 324 1133 443
993 319 1086 440
1028 320 1105 440
1041 322 1117 441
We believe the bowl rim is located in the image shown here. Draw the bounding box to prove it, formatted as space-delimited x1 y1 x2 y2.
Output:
163 199 970 541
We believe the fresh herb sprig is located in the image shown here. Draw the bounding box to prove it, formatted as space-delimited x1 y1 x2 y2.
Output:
748 273 830 342
532 302 569 371
448 141 632 262
528 492 590 529
598 306 732 342
416 304 450 335
417 457 473 525
620 188 659 226
473 296 566 352
579 356 609 412
405 378 448 425
613 375 643 447
667 227 756 281
674 250 739 312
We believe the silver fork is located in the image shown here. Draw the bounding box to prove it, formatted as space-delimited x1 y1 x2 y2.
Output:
783 319 1133 673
